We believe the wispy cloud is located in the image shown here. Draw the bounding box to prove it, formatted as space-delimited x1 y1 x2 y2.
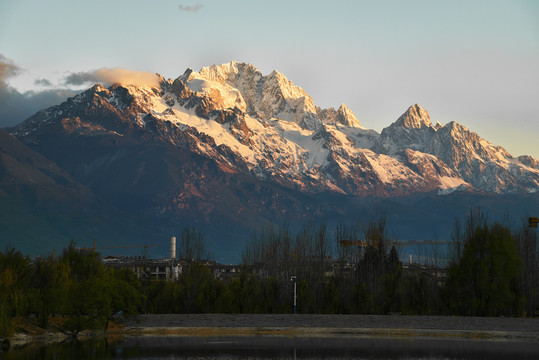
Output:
64 68 160 87
178 3 203 12
34 78 53 87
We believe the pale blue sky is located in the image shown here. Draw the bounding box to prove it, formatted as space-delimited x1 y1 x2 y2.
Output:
1 0 538 157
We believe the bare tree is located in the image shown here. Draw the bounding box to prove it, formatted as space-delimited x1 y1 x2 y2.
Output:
514 219 538 317
178 226 208 268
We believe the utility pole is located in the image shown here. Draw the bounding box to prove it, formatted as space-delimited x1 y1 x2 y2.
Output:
290 276 297 314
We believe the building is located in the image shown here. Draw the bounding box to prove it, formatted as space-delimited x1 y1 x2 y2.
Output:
101 236 181 281
103 256 182 281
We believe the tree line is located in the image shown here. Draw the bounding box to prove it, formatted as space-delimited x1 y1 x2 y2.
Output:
1 210 537 337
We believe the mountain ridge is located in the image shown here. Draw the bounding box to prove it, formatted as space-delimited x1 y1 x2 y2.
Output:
11 62 539 198
3 61 539 260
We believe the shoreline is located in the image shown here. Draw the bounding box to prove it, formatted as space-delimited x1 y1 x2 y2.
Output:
117 314 539 342
118 326 539 342
6 314 539 349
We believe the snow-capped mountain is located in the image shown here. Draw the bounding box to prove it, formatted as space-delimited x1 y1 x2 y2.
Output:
12 61 539 202
373 104 539 193
6 61 539 260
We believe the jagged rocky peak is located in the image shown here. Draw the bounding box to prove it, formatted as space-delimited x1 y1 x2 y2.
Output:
258 68 315 112
518 155 539 169
177 61 259 90
90 83 106 92
336 104 362 128
435 121 513 159
183 61 311 103
320 104 362 128
437 121 481 143
176 61 321 130
181 61 261 85
395 104 433 129
266 69 307 97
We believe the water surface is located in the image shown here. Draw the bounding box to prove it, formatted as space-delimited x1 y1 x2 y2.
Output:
2 335 538 360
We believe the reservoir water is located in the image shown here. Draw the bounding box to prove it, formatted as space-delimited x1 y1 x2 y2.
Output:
1 335 538 360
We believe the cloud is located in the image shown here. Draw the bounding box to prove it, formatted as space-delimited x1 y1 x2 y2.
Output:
0 86 79 128
64 68 160 87
34 78 53 87
63 71 100 86
0 55 79 128
0 54 21 86
178 3 203 12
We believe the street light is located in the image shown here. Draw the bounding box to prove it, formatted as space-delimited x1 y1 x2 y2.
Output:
290 276 297 314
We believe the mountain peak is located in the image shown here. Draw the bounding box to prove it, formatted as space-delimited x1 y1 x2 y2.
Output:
176 61 320 129
89 83 106 92
336 104 363 128
201 61 260 82
396 104 433 129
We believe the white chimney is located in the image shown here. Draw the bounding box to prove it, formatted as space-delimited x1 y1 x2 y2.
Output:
170 236 176 259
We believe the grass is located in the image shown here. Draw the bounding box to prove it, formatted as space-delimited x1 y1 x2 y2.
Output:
11 316 66 336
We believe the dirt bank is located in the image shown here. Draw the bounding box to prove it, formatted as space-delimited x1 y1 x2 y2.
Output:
119 314 539 341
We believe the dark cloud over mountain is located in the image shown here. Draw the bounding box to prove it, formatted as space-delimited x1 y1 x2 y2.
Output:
0 55 78 128
34 78 53 87
0 86 79 128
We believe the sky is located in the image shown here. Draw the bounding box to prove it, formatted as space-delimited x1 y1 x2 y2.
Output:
1 0 538 158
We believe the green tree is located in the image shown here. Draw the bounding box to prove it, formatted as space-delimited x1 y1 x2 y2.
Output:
30 257 70 328
109 268 145 316
58 241 115 338
445 210 522 316
0 247 31 335
62 276 112 338
146 280 181 313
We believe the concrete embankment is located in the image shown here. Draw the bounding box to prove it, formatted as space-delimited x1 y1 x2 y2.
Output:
119 314 539 341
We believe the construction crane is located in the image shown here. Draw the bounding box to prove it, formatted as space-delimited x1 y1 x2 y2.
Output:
339 239 451 247
389 240 452 247
339 240 368 247
339 232 382 248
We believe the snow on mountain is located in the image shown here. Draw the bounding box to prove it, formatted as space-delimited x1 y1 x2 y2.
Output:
373 104 436 154
319 103 365 129
373 104 539 193
179 61 322 130
12 62 539 196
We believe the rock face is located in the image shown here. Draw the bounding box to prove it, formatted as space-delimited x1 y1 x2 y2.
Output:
178 62 321 130
373 104 437 154
0 129 94 202
373 104 538 193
